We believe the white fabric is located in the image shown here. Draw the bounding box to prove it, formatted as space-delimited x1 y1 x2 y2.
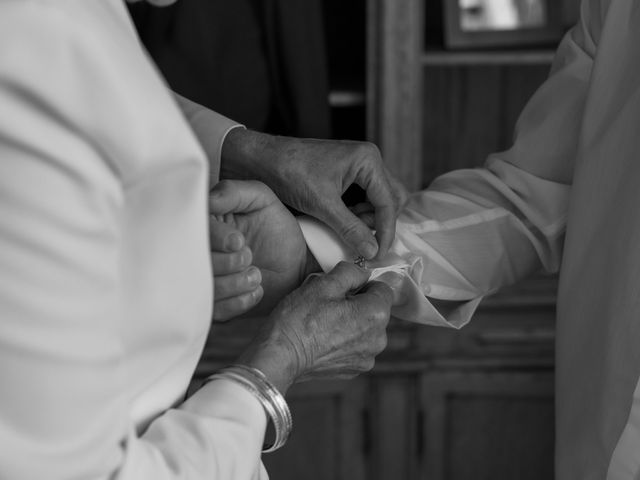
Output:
298 216 478 329
307 0 640 477
0 1 267 479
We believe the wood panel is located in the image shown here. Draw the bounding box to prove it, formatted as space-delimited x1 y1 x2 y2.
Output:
366 0 425 191
419 371 555 480
262 379 369 480
369 375 420 480
422 64 550 187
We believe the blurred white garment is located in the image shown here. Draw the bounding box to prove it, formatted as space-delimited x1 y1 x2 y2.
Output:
0 1 267 479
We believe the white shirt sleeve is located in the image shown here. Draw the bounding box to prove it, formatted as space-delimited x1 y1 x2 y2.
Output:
300 2 596 328
174 93 244 183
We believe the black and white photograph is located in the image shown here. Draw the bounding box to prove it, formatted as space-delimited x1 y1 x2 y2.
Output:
1 0 639 479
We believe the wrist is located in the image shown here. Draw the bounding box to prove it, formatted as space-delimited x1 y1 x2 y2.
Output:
220 128 276 182
238 326 301 395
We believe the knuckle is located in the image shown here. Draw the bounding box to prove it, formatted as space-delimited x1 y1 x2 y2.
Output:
371 308 390 326
236 291 254 310
306 274 333 294
226 247 251 271
251 180 274 196
375 332 388 353
222 254 239 272
214 179 234 194
338 220 364 240
231 273 247 292
332 260 357 275
362 358 376 372
357 141 381 161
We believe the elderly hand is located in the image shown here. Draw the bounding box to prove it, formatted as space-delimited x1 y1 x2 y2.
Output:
239 262 397 393
220 129 408 261
209 179 313 321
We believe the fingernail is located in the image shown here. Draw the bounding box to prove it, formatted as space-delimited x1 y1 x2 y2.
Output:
226 232 244 251
359 240 378 260
248 267 262 286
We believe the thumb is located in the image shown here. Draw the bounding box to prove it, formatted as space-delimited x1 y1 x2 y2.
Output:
373 271 406 305
315 261 371 297
210 180 276 216
317 200 379 260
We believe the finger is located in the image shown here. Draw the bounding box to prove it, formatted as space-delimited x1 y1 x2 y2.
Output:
209 217 245 252
212 286 264 322
386 170 409 212
353 161 400 258
372 203 396 260
214 267 262 300
373 271 406 305
318 201 379 260
209 179 276 216
211 246 252 275
356 279 395 309
355 172 396 258
319 261 371 296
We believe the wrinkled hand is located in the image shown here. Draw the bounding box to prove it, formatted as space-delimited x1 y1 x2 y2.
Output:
221 129 409 261
239 262 397 393
209 180 311 321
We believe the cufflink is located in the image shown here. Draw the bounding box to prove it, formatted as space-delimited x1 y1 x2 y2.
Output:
354 256 367 268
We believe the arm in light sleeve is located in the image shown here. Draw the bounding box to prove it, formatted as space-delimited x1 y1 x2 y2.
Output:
301 0 603 328
0 5 267 480
174 93 244 184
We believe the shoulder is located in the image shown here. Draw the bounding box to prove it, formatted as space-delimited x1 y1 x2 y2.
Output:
0 1 139 128
0 0 194 180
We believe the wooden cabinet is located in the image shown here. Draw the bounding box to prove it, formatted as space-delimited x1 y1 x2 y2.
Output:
196 298 556 479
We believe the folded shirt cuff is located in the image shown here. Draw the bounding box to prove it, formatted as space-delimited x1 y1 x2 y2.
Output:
297 215 481 329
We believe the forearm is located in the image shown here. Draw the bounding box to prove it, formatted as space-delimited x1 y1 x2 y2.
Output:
398 162 569 300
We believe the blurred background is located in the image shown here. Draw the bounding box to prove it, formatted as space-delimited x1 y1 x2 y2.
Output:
128 1 580 478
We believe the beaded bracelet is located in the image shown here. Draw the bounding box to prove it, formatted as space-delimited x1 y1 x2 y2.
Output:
206 365 292 453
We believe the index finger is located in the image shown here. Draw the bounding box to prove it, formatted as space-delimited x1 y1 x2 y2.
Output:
310 261 371 298
352 162 399 259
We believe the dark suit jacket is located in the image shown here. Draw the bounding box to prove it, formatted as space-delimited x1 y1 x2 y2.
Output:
129 0 331 138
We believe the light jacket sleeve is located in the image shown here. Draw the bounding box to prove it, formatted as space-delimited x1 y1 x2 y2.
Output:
174 93 243 184
0 2 267 479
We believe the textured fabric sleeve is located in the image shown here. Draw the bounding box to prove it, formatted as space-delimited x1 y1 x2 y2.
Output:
300 0 600 328
0 3 267 479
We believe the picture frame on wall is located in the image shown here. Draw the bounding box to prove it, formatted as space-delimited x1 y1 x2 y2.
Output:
443 0 564 49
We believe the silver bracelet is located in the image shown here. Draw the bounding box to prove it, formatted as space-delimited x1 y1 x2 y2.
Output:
205 365 292 453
